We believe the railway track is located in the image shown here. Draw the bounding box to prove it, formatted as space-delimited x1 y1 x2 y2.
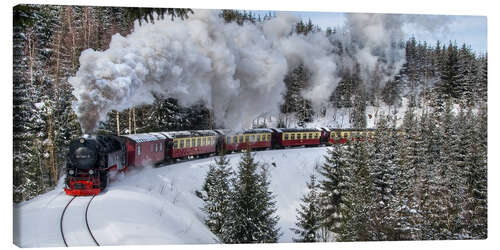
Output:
60 195 100 247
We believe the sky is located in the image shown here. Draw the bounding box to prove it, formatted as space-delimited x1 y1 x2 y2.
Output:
252 10 487 54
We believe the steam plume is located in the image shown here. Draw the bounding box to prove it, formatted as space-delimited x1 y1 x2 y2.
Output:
69 10 451 132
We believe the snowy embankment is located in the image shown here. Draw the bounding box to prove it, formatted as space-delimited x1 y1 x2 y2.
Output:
13 147 330 247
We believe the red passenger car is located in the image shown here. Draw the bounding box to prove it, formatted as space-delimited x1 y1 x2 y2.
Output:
122 133 166 167
162 130 217 159
223 129 272 152
328 129 376 144
272 128 322 147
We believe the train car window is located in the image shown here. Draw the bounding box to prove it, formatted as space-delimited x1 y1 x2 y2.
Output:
238 135 242 143
187 139 192 148
137 145 141 156
308 133 312 139
173 140 178 149
284 133 289 140
257 135 261 141
233 136 238 143
155 143 158 152
244 135 249 142
202 137 206 146
160 143 163 152
179 140 184 148
197 138 201 146
251 135 255 142
291 134 295 140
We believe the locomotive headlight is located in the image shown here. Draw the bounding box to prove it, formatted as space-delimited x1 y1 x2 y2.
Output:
89 170 94 175
80 138 85 144
69 169 75 175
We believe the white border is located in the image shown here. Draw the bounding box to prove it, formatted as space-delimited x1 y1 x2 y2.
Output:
2 1 497 250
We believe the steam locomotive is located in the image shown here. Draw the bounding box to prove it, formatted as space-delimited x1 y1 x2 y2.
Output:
64 127 387 196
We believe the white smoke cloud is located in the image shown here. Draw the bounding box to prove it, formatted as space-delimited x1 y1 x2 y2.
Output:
70 10 452 133
70 10 340 132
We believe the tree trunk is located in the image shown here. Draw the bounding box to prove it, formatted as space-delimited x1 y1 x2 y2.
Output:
48 111 58 185
128 108 132 134
133 107 136 134
116 110 120 136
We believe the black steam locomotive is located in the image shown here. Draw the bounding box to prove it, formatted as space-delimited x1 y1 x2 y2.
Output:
64 135 125 196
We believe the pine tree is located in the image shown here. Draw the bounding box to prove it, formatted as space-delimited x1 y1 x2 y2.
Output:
463 105 487 238
318 144 350 239
476 55 487 103
368 116 398 240
351 88 367 129
291 173 323 242
438 101 464 238
227 150 280 243
393 107 423 240
199 151 234 242
282 65 314 126
337 140 374 241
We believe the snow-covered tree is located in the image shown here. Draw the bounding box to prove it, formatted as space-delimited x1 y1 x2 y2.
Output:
318 144 350 239
463 105 487 238
368 116 398 240
291 173 323 242
199 151 234 242
337 140 374 241
393 107 423 240
226 150 280 243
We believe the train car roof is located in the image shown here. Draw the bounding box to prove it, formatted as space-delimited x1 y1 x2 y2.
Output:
216 128 273 136
159 130 217 139
329 128 376 131
274 128 322 133
245 128 274 133
122 133 166 143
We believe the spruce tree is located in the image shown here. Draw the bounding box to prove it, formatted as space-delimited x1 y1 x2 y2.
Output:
337 140 374 241
291 173 322 242
227 150 280 243
199 151 233 242
394 107 423 240
464 105 487 238
368 116 398 240
318 144 350 238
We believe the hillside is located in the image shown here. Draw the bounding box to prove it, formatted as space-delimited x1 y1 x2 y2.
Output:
13 147 330 247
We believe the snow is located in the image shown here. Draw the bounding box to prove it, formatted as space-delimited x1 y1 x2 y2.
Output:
13 147 330 247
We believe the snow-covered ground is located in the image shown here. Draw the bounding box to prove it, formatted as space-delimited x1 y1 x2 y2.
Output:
13 147 330 247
